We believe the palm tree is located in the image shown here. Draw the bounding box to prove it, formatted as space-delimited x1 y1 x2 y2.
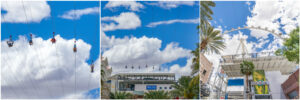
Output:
171 76 198 99
144 90 170 99
199 24 225 54
101 69 105 87
240 61 255 99
191 43 200 76
109 91 133 99
200 1 216 27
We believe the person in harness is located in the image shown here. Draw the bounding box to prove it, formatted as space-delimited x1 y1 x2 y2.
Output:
7 35 14 47
90 60 94 73
73 40 77 53
51 32 56 44
29 34 33 45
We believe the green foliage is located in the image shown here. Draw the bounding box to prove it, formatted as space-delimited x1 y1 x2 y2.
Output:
240 61 255 75
199 24 225 54
109 91 133 99
101 69 105 87
200 1 216 26
275 27 299 63
191 43 200 76
171 76 199 99
144 90 170 99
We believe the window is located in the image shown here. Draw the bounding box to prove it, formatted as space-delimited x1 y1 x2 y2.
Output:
160 87 162 89
164 87 167 89
288 90 298 99
202 69 207 75
169 87 172 89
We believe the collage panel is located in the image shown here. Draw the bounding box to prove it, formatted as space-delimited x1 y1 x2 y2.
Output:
100 1 200 99
200 0 299 99
1 1 100 99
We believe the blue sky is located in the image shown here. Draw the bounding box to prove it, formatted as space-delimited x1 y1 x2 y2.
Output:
209 1 269 53
2 1 99 64
101 1 199 70
208 1 298 54
1 1 99 99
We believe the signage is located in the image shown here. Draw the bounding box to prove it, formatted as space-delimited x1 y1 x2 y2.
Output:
146 85 157 90
252 70 269 94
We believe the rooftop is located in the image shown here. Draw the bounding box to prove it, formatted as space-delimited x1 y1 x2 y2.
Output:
221 52 297 77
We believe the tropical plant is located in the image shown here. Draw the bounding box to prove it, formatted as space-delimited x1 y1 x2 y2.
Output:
200 1 216 26
188 75 199 99
144 90 170 99
275 27 299 63
171 76 198 99
101 69 105 87
199 24 225 54
240 61 255 99
191 43 200 76
109 91 133 99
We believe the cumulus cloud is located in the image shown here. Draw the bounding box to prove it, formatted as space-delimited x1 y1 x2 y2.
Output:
1 35 99 99
246 0 300 39
101 31 192 78
59 7 99 20
146 18 199 27
104 1 144 11
147 1 195 9
101 12 141 31
1 0 50 23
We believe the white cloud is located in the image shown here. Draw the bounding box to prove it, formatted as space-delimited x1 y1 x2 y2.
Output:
101 31 192 78
146 18 199 27
148 1 195 9
246 0 300 39
59 7 99 20
104 1 144 11
1 35 99 99
256 38 267 48
205 32 256 84
101 12 141 31
1 0 50 23
168 57 193 79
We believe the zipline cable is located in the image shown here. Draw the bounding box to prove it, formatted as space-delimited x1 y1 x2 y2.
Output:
3 0 40 98
86 2 100 92
48 2 65 96
21 0 53 98
1 77 19 98
2 56 23 99
2 1 29 97
73 2 78 98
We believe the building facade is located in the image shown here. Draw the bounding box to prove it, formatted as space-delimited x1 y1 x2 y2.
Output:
108 73 176 96
200 53 213 84
281 69 299 99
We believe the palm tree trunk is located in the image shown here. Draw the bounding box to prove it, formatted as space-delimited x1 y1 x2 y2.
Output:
246 74 249 99
200 41 207 52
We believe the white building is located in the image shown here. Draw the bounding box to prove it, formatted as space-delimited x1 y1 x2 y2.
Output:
108 73 176 95
220 52 297 99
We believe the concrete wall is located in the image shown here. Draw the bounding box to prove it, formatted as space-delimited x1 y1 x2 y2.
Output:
281 69 299 99
265 71 289 99
200 53 213 84
135 84 174 92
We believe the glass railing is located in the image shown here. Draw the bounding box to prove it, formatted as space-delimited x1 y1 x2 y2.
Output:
221 51 278 63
